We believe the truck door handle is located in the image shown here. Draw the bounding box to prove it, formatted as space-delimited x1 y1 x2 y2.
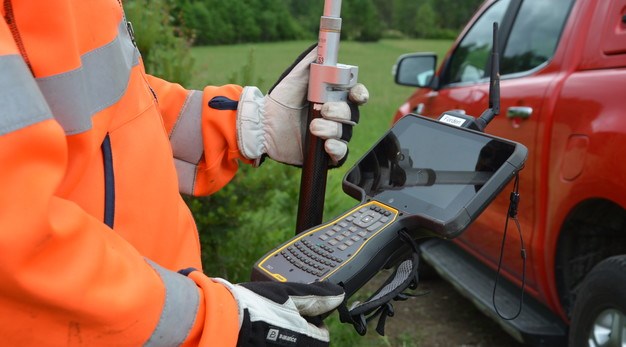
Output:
506 106 533 119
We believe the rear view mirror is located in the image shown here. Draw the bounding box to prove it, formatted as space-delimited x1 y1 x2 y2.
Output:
393 53 437 88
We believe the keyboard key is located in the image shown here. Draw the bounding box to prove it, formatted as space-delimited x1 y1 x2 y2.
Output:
367 221 384 232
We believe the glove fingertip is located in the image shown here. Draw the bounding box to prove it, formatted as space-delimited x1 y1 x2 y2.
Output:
349 83 369 105
325 139 347 165
320 102 354 124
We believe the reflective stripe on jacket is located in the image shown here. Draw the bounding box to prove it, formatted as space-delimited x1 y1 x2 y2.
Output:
0 1 244 345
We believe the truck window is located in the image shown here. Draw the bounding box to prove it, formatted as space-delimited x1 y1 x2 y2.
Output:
446 0 511 84
501 0 573 75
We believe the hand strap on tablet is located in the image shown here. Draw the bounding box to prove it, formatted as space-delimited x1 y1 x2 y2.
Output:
337 230 421 336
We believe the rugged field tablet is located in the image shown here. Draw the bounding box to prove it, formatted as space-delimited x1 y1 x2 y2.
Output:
252 114 527 296
342 113 527 238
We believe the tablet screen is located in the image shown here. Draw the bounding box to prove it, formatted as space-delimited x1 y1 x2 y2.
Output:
344 115 518 223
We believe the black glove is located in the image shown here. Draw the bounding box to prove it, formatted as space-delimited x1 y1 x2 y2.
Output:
215 279 345 346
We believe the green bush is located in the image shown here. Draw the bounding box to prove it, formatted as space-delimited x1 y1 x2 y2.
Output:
124 0 194 85
189 162 301 281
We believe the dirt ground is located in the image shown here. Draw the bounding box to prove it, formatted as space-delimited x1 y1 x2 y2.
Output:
361 271 526 347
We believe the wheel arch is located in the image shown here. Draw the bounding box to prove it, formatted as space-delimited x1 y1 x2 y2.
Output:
554 198 626 317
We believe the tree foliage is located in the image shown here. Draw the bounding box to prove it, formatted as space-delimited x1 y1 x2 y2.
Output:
415 2 438 39
343 0 382 42
174 0 306 45
170 0 483 45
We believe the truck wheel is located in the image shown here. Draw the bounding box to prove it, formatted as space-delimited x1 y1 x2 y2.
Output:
569 255 626 347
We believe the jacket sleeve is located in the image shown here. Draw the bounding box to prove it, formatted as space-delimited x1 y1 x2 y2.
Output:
145 75 253 196
0 21 239 347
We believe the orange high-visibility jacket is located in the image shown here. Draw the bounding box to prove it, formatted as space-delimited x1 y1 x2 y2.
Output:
0 1 248 345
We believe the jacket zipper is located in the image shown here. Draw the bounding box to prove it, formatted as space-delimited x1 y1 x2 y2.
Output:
3 0 34 74
115 0 158 103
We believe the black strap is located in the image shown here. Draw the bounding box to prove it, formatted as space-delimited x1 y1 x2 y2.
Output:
338 230 421 336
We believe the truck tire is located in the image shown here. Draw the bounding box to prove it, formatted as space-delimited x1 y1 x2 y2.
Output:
569 255 626 347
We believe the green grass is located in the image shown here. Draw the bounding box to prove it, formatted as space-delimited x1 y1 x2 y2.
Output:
190 39 453 346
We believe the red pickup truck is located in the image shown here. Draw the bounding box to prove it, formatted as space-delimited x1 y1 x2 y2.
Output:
392 0 626 345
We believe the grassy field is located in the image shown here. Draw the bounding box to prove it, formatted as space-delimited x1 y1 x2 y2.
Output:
190 39 453 346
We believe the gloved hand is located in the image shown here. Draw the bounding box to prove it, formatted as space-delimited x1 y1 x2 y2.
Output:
236 45 369 167
214 279 345 347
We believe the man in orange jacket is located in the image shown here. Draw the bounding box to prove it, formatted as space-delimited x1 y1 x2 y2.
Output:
0 0 368 346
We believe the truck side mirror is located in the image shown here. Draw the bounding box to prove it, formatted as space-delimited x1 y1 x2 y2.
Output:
393 53 438 88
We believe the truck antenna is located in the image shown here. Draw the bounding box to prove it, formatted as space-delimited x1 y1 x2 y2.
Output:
437 22 500 132
476 22 501 130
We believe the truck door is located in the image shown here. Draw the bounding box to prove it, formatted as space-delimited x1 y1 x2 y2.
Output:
436 0 574 289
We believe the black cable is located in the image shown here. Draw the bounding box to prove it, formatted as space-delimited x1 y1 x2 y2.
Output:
492 174 526 320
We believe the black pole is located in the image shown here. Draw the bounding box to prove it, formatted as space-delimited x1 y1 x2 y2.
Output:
295 0 356 234
296 105 329 233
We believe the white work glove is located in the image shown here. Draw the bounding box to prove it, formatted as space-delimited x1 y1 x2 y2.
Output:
214 279 345 347
236 45 369 167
